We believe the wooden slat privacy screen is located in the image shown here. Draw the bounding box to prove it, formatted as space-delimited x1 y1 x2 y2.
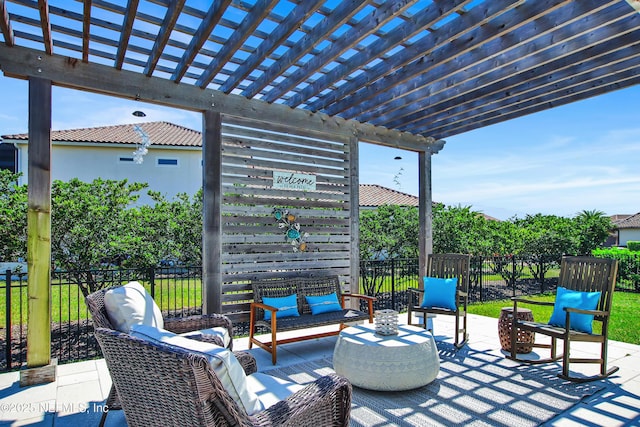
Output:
219 116 353 319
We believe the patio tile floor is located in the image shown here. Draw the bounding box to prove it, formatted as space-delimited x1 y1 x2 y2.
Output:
1 313 638 426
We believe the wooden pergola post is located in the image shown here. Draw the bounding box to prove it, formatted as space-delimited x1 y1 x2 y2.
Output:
202 110 223 314
21 77 56 385
348 134 360 297
418 140 445 277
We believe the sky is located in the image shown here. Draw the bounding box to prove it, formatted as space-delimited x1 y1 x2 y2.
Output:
0 75 638 220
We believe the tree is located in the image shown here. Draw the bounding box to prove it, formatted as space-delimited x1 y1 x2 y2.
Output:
514 214 575 287
359 204 419 260
573 209 613 255
0 170 27 263
432 205 488 255
127 189 203 266
51 178 148 296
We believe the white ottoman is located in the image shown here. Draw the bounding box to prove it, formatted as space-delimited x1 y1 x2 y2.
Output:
333 323 439 391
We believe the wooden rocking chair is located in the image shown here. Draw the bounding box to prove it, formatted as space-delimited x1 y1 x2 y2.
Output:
408 253 471 348
508 256 619 382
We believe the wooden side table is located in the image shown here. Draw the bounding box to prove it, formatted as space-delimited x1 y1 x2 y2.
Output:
498 307 535 353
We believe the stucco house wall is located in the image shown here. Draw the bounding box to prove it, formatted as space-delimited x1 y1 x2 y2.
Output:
615 212 640 247
619 229 640 247
4 122 204 204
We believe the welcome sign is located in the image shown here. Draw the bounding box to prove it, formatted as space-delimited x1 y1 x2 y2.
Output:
273 171 316 191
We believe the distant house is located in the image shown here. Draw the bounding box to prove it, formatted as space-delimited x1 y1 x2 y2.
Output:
359 184 420 210
1 123 432 210
1 122 206 204
2 122 504 218
615 213 640 247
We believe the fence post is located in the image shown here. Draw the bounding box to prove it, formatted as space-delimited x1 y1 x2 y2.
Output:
149 267 156 299
391 259 396 310
511 256 517 297
539 258 545 293
5 270 12 370
479 256 484 302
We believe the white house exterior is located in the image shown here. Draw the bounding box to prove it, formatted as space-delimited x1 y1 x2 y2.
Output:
1 122 204 204
616 212 640 247
3 122 434 210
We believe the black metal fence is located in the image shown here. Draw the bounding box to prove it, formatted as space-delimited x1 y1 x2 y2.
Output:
1 266 203 372
358 255 561 314
0 254 618 372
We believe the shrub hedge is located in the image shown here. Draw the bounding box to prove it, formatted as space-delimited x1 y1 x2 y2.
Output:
592 248 640 291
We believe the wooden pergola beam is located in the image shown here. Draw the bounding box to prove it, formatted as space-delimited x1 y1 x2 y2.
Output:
241 0 368 98
37 0 52 55
172 0 232 83
0 0 15 47
114 0 139 69
190 0 263 86
0 44 435 151
215 0 321 92
81 0 92 63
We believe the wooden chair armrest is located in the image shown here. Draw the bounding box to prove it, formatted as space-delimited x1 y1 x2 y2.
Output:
565 307 608 316
457 291 468 297
249 302 279 333
407 287 424 295
251 302 278 313
511 297 554 306
341 293 377 302
340 293 376 321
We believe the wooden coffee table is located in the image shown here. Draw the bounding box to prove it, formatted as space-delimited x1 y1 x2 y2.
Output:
332 323 439 391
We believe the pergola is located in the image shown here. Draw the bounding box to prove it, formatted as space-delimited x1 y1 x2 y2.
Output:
0 0 638 380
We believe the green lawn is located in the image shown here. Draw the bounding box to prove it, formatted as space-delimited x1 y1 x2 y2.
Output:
0 279 203 324
468 291 640 345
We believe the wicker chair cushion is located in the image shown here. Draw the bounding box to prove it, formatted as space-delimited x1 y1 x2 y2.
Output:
421 276 458 311
104 281 164 332
263 294 300 320
246 372 305 409
305 292 342 315
180 327 231 348
548 286 601 334
130 324 264 415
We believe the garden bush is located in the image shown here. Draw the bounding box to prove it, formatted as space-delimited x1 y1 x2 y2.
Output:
627 241 640 251
592 248 640 291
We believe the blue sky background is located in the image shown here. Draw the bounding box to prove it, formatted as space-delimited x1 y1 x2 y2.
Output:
1 75 638 220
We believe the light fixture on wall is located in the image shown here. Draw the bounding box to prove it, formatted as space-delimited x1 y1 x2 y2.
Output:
131 111 150 164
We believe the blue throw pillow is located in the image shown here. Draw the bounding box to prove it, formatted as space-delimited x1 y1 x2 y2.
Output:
262 294 300 321
548 287 601 334
420 276 458 311
305 292 342 315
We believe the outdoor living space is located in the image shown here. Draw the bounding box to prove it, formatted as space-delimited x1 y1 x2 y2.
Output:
1 312 639 427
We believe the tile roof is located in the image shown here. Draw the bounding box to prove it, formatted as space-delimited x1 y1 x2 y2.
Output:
2 121 202 147
359 184 419 207
615 212 640 229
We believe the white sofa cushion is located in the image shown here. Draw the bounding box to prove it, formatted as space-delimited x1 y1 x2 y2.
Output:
246 372 304 410
130 324 263 415
180 327 231 348
104 281 164 332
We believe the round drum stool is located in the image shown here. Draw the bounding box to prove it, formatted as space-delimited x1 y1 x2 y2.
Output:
498 307 535 353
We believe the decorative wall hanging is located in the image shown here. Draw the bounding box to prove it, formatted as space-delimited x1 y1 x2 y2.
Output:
273 208 309 252
272 171 316 191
